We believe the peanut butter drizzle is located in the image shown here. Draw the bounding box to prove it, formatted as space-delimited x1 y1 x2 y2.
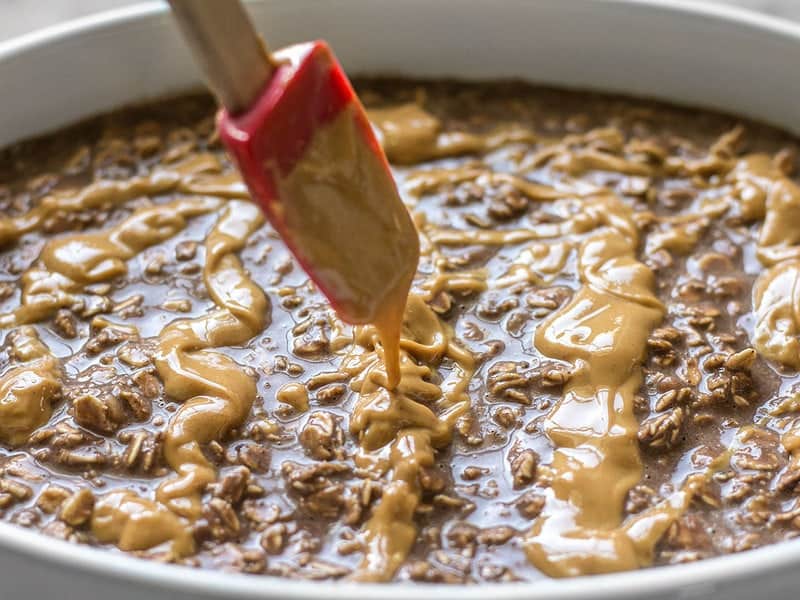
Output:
0 152 226 250
519 127 655 176
754 260 800 368
494 241 571 289
428 191 636 249
0 175 178 249
405 167 571 201
369 103 534 165
430 226 552 247
346 295 474 581
3 100 778 575
178 171 249 199
644 214 710 256
0 196 222 328
88 201 269 554
0 151 243 328
550 147 652 176
276 382 310 412
422 269 488 297
154 200 268 518
0 150 256 554
523 194 701 577
0 327 61 446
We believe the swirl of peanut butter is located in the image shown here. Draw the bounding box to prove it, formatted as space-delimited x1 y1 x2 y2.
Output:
519 127 655 176
153 200 269 518
494 241 571 288
644 214 710 256
369 103 535 165
550 146 652 176
721 154 772 222
756 177 800 267
753 260 800 369
91 490 194 556
0 327 61 446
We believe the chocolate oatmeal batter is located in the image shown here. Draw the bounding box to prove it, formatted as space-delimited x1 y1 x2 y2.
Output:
1 80 799 582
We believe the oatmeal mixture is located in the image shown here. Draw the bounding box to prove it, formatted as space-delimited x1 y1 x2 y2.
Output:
0 80 799 582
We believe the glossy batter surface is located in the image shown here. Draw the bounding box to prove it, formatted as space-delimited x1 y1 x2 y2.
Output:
1 80 799 582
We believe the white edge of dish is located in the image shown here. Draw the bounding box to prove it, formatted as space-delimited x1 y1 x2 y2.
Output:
0 1 799 598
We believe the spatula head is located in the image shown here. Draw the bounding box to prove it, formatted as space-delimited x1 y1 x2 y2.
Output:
218 40 419 325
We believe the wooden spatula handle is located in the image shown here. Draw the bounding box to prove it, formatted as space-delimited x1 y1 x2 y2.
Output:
167 0 275 114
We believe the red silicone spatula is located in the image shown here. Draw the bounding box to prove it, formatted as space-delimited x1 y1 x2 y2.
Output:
168 1 419 385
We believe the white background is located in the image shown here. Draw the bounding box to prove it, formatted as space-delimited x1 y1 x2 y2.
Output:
0 0 799 42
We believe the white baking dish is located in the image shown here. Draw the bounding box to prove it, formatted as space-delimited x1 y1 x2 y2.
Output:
1 1 800 598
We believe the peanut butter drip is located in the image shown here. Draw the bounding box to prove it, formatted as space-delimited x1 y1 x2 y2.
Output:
0 327 61 445
154 201 269 518
276 382 310 412
369 103 534 165
0 196 222 327
277 104 419 388
347 295 475 581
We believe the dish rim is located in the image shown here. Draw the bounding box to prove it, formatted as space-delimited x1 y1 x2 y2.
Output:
1 0 800 597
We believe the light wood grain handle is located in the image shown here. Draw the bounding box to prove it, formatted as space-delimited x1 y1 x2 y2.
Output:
167 0 275 114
